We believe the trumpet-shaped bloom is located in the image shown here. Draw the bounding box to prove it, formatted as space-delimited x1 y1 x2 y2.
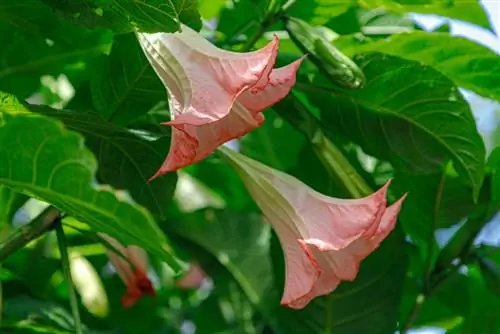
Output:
99 234 155 308
176 262 207 289
137 26 304 179
218 147 406 309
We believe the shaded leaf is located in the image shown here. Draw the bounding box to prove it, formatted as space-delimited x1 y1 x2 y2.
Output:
91 33 166 125
0 0 112 98
306 52 485 197
240 109 307 171
42 0 201 34
392 170 475 257
0 94 181 271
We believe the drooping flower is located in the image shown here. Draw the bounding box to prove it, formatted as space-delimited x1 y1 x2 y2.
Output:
218 147 406 309
99 233 155 308
176 262 208 289
137 26 304 180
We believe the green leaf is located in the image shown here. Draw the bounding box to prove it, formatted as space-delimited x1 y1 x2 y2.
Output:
27 104 177 219
169 209 276 310
91 33 166 125
0 95 181 272
286 0 353 26
274 227 408 333
41 0 201 34
336 32 500 102
305 52 485 197
0 0 112 98
392 170 475 258
359 0 493 31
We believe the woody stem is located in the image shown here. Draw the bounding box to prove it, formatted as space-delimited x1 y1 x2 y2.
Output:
55 219 83 334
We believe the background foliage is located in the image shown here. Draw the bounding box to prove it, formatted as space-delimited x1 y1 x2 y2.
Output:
0 0 499 333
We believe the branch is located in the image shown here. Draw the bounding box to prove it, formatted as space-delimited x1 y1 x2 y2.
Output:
0 206 60 263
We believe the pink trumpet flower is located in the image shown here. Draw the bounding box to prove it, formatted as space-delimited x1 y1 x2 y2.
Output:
99 234 155 308
137 26 304 180
218 147 406 309
176 262 207 289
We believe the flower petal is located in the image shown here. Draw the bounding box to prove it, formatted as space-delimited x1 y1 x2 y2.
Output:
150 105 264 179
138 29 279 126
310 195 407 283
229 150 392 250
238 56 306 113
99 234 135 285
176 262 207 289
269 217 321 307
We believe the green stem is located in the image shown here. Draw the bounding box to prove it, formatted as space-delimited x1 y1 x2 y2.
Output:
312 130 373 198
240 23 268 52
55 221 83 334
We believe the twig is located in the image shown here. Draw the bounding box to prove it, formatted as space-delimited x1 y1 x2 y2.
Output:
0 206 59 263
55 219 83 334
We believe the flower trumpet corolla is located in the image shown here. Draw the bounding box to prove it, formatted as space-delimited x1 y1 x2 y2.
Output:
137 26 305 180
99 234 155 308
218 147 406 309
176 262 207 289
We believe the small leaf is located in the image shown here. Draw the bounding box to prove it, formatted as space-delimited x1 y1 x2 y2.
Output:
306 53 485 197
91 33 166 125
336 32 500 102
0 95 181 272
359 0 493 31
41 0 201 34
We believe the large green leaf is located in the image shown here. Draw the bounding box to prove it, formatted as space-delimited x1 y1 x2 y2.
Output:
27 104 177 219
305 52 485 197
0 96 181 271
359 0 493 31
336 32 500 102
91 33 166 125
0 0 112 98
274 227 408 333
41 0 201 34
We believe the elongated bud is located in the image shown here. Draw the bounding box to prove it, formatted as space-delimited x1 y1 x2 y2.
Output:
285 17 365 89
